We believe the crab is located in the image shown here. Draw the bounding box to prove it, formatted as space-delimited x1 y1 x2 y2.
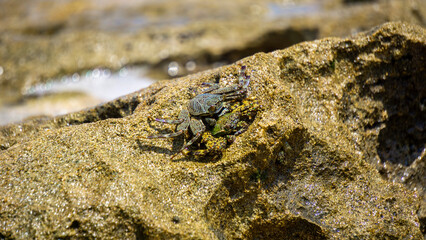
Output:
146 66 251 159
211 97 260 136
186 97 261 158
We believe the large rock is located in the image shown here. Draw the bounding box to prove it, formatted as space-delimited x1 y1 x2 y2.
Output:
0 22 424 239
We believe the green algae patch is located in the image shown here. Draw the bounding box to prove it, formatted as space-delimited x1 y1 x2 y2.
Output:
0 22 424 239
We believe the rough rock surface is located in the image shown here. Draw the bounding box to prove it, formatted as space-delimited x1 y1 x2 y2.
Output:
0 22 424 239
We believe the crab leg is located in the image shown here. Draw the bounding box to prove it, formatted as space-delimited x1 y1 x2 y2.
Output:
240 75 250 89
222 90 247 100
146 109 190 139
147 130 185 139
151 118 184 124
171 118 206 159
200 82 220 93
201 66 250 95
201 83 242 95
238 65 250 87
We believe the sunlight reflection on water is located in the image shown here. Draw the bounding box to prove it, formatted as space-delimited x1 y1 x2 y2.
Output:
267 2 321 19
0 66 153 125
25 66 153 101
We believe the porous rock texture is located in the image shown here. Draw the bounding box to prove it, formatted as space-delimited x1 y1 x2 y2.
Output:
0 22 424 239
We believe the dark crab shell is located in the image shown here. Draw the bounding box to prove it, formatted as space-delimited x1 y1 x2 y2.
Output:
187 93 225 116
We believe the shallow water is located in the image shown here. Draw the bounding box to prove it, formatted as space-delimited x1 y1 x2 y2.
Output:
267 2 322 19
25 66 152 101
0 66 153 125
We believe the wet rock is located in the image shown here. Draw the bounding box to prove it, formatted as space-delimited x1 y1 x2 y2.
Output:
0 22 424 239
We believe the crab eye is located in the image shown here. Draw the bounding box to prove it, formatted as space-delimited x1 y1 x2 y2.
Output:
208 106 216 113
